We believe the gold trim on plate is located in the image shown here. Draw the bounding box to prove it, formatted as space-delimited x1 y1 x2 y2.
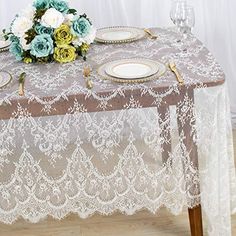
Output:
95 26 146 44
0 70 13 88
97 58 167 83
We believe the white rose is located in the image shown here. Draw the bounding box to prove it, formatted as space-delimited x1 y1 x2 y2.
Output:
84 26 96 44
41 8 65 29
72 26 96 46
11 16 33 37
21 4 36 20
64 14 75 25
20 34 30 50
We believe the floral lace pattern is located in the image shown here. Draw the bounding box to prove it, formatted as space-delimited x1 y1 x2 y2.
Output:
0 28 235 236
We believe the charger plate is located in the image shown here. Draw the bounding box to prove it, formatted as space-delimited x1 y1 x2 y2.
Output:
0 71 12 88
95 26 146 44
98 58 166 83
0 40 10 52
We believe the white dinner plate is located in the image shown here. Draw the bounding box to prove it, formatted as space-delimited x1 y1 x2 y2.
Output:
98 58 166 83
0 71 12 88
105 58 159 79
95 26 146 44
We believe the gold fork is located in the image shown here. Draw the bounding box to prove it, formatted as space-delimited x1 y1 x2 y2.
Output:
144 29 158 39
168 61 184 85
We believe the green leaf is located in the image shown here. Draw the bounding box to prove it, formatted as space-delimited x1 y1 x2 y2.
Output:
34 9 47 21
68 9 77 15
25 28 37 44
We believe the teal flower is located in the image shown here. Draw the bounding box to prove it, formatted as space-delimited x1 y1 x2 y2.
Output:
33 0 50 10
71 16 91 38
9 35 19 43
49 0 69 13
35 24 53 35
30 34 54 58
10 41 23 61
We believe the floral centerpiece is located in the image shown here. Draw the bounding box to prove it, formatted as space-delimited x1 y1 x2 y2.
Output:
3 0 96 63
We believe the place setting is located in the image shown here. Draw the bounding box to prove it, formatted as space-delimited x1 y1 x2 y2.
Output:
95 26 158 44
92 26 170 84
92 23 189 85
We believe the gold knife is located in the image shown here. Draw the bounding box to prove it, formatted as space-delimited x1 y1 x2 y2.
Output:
169 62 184 85
144 29 158 39
19 72 26 96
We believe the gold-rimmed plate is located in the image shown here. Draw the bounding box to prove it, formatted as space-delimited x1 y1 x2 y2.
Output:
98 58 166 83
0 71 12 88
95 26 146 44
105 58 159 79
0 40 10 52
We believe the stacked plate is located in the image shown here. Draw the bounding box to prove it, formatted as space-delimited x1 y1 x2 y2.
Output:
95 26 146 44
0 40 10 52
98 58 166 83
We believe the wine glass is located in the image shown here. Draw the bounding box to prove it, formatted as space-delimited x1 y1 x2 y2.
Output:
170 0 187 32
185 6 195 34
170 2 196 41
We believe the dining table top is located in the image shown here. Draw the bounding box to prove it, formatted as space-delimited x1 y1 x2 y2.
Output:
0 27 225 119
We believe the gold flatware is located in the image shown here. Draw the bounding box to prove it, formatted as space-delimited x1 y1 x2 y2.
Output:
83 66 93 90
18 72 26 96
83 66 91 78
168 61 184 85
86 79 93 90
144 29 158 39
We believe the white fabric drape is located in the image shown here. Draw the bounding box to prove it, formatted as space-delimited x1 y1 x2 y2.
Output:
0 0 236 127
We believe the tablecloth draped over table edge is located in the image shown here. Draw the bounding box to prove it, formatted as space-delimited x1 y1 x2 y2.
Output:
0 28 235 236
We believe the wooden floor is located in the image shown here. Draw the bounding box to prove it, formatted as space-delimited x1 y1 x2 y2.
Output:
0 130 236 236
0 209 235 236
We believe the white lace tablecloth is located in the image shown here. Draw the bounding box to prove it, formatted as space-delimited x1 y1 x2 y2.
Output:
0 28 236 235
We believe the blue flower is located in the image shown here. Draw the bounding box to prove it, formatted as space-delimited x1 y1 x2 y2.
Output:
49 0 69 13
30 34 54 58
35 24 53 35
33 0 50 10
71 16 91 38
10 41 23 61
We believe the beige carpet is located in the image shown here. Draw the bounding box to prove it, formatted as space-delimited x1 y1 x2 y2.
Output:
0 131 235 236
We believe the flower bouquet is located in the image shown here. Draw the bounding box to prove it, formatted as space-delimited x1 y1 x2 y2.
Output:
3 0 96 63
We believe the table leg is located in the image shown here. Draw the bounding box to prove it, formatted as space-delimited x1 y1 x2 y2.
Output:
188 205 203 236
176 89 203 236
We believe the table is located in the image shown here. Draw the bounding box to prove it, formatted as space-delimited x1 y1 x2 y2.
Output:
0 28 236 236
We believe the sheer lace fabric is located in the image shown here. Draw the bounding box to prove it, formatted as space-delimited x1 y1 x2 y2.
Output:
0 28 235 236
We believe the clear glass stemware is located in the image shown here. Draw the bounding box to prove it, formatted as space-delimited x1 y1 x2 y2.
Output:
185 6 195 34
170 1 195 40
170 0 187 32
